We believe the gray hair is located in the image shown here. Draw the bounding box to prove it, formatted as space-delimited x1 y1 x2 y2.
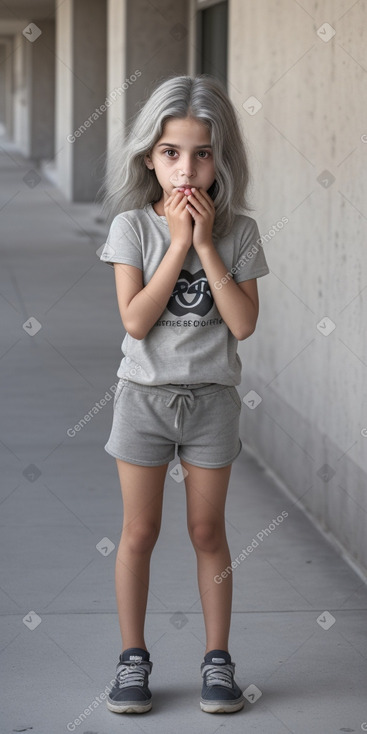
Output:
99 74 254 239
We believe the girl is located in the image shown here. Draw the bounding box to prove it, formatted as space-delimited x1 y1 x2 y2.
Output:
99 74 269 715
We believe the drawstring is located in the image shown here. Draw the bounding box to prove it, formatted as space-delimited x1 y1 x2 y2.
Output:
165 389 196 430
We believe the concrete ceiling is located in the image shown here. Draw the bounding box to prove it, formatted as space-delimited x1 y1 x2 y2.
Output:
0 0 55 21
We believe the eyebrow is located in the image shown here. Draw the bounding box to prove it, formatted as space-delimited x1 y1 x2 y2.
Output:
157 143 212 149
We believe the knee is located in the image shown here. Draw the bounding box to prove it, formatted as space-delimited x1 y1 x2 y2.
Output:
122 522 160 554
188 522 225 553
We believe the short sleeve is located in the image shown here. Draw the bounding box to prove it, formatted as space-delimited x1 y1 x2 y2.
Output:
233 217 270 283
98 214 142 270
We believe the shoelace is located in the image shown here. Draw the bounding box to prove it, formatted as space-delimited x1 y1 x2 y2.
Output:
116 661 150 689
203 662 234 688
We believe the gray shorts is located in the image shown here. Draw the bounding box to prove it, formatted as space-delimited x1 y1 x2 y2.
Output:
104 380 243 469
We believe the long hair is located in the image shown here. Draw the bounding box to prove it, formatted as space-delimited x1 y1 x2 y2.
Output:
99 74 254 239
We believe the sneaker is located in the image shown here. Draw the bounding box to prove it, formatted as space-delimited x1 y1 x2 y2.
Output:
200 649 245 713
106 647 153 714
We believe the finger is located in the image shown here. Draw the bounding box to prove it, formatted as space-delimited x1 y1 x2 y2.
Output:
185 202 199 217
164 193 174 207
165 190 184 210
165 190 183 204
186 193 206 214
187 189 207 206
177 196 191 209
194 187 215 208
189 188 213 213
171 191 187 211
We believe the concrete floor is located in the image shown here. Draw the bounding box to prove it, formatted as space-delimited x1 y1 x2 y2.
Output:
1 134 367 734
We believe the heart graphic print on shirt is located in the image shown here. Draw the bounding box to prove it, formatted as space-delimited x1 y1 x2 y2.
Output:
167 268 214 317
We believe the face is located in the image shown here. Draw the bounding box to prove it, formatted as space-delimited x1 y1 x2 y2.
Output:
144 117 216 212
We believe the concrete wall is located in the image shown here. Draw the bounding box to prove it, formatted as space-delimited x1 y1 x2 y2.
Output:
228 0 367 574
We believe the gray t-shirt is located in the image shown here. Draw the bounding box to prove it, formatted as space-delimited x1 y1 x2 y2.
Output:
99 202 270 386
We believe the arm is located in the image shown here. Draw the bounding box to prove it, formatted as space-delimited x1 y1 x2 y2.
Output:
184 187 259 340
113 242 189 340
197 242 259 340
113 191 194 340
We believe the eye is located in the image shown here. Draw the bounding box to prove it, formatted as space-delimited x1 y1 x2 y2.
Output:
163 149 178 158
197 151 211 158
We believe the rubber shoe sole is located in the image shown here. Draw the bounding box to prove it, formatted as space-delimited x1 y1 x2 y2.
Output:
200 696 245 713
106 697 152 714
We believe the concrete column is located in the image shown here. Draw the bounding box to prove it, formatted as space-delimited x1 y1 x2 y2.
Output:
106 0 127 152
0 20 25 140
55 0 107 201
106 0 189 175
10 22 55 159
13 31 28 154
28 20 55 161
0 44 7 127
3 37 14 138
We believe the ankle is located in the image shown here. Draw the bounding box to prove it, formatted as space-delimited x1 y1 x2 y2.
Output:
204 647 229 656
121 645 148 655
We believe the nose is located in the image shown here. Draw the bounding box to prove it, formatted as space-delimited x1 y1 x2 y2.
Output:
170 163 196 188
177 156 196 178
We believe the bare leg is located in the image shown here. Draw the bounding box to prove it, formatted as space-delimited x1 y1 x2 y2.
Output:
181 459 233 655
114 459 169 652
